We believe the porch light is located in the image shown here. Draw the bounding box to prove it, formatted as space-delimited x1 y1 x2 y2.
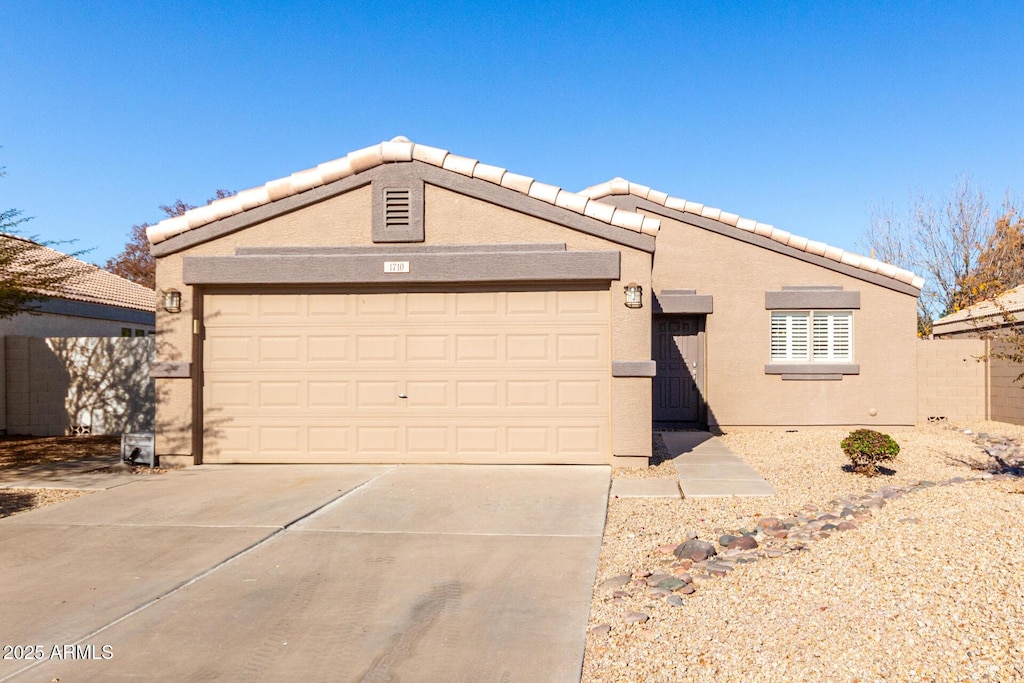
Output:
624 282 643 309
161 289 182 314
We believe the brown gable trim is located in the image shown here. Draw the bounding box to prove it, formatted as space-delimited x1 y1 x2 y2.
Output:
604 195 921 297
153 162 655 258
150 172 372 258
182 249 620 285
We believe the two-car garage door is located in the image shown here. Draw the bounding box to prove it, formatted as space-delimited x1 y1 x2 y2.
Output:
201 288 610 464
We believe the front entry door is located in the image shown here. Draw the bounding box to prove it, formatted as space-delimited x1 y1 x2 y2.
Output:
652 315 705 424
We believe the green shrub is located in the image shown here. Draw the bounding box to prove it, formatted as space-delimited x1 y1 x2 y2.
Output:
841 429 900 476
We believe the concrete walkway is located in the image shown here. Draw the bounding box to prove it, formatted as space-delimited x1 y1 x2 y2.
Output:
663 431 777 498
0 456 135 490
0 464 609 682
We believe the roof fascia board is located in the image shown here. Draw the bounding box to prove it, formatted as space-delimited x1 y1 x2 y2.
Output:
607 195 920 298
153 162 655 258
33 298 156 325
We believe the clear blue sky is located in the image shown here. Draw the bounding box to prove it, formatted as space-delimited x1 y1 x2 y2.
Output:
2 2 1022 268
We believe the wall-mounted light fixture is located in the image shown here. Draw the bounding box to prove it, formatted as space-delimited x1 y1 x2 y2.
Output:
161 289 182 313
624 282 643 309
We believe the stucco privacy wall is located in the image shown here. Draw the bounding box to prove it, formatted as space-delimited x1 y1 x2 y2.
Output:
153 183 652 464
916 339 988 423
1 313 154 434
649 214 918 427
5 336 154 436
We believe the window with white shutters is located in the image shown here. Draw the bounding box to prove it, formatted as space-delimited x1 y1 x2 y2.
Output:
771 311 853 363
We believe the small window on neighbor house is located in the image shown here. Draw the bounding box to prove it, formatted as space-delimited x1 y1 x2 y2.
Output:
135 329 146 337
121 328 132 337
771 311 853 362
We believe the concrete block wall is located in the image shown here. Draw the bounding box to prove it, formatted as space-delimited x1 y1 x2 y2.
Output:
5 336 155 436
989 340 1024 425
917 338 988 423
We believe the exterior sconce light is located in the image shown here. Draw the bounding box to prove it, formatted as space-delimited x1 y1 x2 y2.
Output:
161 289 182 314
624 282 643 309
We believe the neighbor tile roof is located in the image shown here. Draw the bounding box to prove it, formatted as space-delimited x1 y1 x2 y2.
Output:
146 137 661 245
933 284 1024 329
581 178 926 290
3 235 156 312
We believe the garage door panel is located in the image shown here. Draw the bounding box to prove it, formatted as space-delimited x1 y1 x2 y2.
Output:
308 336 350 363
455 335 500 362
203 290 610 464
258 336 303 363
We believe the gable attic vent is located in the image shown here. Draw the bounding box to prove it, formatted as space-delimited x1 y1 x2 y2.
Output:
372 170 425 243
384 188 411 229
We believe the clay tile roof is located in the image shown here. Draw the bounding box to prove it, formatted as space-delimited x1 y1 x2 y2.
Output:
580 178 926 291
147 137 661 246
2 235 156 312
933 284 1024 329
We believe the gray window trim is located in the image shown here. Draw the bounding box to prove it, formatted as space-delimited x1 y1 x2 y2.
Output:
765 363 859 375
765 287 860 310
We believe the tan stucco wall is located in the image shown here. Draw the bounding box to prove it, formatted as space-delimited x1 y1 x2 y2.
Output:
650 215 918 427
916 338 988 423
154 182 652 462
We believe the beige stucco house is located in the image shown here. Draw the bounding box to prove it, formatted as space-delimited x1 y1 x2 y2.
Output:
147 137 922 467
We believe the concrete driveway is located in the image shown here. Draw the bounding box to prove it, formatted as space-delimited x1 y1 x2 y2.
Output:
0 464 609 682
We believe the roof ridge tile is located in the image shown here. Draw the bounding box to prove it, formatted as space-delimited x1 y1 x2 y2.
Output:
147 138 659 246
580 177 924 290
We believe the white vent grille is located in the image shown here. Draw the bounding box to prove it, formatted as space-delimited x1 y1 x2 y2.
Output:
384 188 411 229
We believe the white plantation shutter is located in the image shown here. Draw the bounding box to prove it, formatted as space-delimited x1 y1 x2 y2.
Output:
771 312 810 361
812 311 853 361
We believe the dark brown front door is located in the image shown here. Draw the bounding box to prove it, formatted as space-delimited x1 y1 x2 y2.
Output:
652 315 705 424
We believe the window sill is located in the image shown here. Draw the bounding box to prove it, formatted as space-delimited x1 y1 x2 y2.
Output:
764 363 859 380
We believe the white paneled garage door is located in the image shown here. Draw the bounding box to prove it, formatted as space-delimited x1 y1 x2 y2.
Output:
201 288 610 463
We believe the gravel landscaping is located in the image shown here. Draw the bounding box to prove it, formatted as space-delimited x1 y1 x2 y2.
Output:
584 421 1024 682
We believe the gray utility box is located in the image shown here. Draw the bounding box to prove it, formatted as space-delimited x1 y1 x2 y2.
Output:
121 432 156 468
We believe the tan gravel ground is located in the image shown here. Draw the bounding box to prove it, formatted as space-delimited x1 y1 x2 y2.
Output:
0 488 94 519
584 421 1024 682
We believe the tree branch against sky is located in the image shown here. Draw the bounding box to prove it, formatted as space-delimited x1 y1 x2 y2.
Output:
105 189 235 289
860 175 995 333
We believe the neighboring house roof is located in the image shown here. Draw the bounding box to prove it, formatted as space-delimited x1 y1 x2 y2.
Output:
581 177 926 291
933 284 1024 333
147 137 662 246
3 235 156 312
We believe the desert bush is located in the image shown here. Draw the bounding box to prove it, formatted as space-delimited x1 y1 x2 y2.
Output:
841 429 900 476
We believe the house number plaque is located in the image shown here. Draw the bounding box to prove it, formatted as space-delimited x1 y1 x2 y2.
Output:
384 261 410 273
